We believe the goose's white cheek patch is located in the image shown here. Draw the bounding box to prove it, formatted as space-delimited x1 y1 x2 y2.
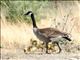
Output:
29 13 32 16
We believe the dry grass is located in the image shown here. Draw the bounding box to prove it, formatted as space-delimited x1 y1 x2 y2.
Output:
1 16 80 50
1 1 80 50
1 16 53 49
1 19 33 48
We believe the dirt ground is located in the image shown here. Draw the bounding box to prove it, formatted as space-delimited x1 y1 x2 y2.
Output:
1 48 80 60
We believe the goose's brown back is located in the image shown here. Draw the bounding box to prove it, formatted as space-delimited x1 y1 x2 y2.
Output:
39 28 67 38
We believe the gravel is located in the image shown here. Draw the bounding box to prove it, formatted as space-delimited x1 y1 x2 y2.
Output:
1 48 80 60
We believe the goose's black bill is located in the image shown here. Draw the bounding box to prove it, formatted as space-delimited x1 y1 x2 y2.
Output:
63 37 71 41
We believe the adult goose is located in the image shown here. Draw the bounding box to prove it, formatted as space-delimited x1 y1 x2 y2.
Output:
24 11 71 54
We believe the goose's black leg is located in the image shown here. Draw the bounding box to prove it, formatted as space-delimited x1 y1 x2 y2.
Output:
55 42 61 53
45 42 49 54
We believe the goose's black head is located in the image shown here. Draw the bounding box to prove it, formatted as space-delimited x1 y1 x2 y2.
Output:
24 11 37 28
24 11 33 16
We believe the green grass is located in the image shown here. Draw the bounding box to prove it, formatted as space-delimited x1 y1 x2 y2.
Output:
1 1 50 23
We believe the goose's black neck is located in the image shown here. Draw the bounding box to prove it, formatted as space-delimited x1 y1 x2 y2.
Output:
31 14 37 28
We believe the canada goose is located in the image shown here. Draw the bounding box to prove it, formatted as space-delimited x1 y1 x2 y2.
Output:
24 11 71 54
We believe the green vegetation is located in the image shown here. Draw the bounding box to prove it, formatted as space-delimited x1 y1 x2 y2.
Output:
1 1 52 23
1 1 78 24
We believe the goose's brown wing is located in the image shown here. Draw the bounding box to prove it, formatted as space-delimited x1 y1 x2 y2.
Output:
39 28 67 38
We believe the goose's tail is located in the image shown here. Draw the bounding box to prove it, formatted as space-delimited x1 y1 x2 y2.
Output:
62 37 71 41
